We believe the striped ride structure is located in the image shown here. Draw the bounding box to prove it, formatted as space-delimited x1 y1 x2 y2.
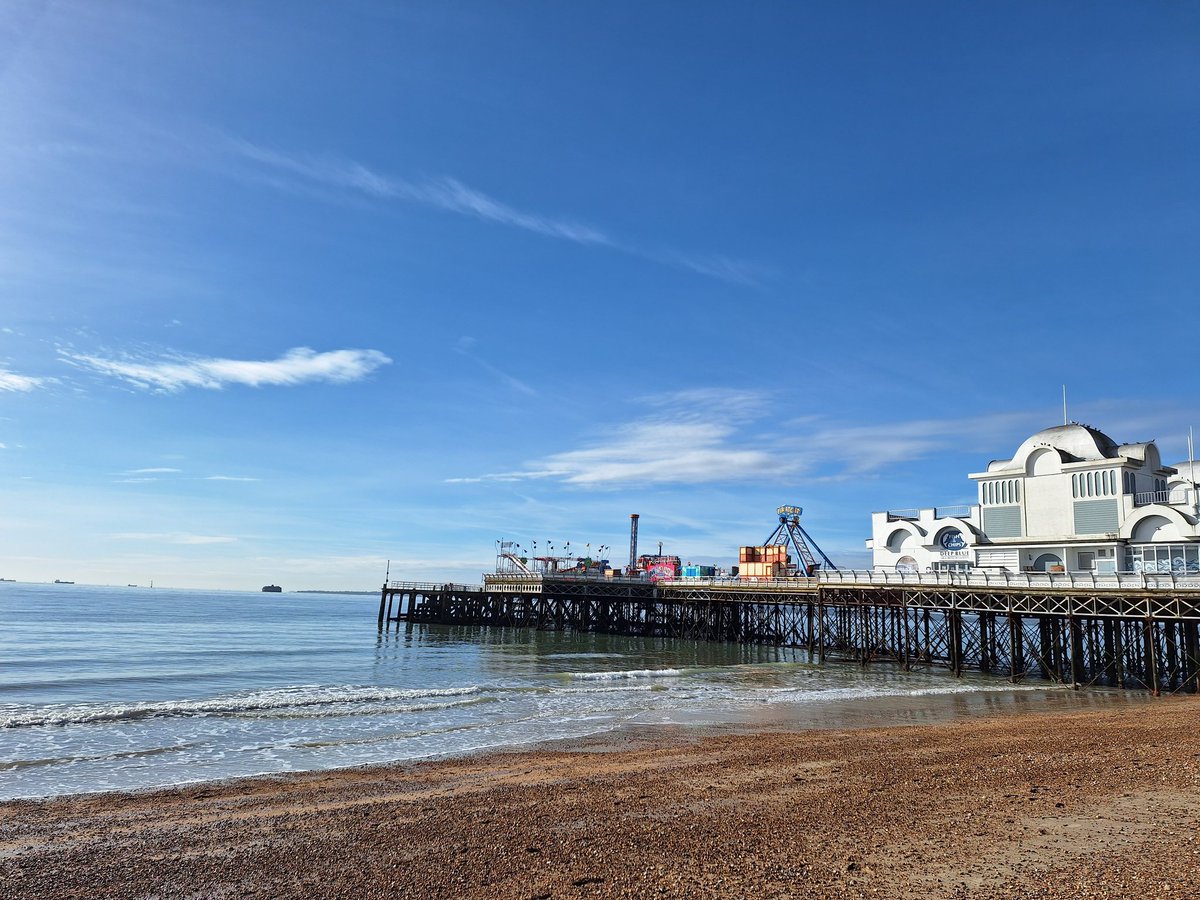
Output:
377 571 1200 695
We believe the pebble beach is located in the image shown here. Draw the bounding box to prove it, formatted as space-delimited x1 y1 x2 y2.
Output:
3 697 1198 898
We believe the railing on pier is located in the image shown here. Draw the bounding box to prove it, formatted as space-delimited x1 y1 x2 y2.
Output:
387 580 483 592
478 570 1200 592
1133 489 1191 507
816 568 1200 591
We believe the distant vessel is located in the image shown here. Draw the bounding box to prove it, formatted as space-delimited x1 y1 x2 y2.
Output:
261 584 282 593
54 580 75 585
0 578 14 582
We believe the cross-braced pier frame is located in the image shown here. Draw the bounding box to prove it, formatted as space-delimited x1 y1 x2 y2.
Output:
377 574 1200 695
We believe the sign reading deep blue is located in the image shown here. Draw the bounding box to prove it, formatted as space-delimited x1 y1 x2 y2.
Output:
940 530 967 551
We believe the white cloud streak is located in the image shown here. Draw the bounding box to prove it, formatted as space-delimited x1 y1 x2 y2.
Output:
450 389 793 487
205 475 260 482
234 141 611 247
454 335 537 396
449 396 1188 489
230 141 762 286
62 346 391 392
111 532 238 545
127 467 181 474
0 369 47 392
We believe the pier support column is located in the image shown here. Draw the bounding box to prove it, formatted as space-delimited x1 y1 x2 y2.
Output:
1037 618 1053 681
1144 619 1159 696
817 596 826 663
1184 621 1200 694
1069 616 1085 688
949 609 963 677
1008 614 1023 682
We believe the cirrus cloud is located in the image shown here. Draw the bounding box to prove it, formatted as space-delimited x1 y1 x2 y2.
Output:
110 532 238 545
0 369 47 392
62 346 391 393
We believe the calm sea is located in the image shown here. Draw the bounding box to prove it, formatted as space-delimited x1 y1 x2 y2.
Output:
0 582 1113 799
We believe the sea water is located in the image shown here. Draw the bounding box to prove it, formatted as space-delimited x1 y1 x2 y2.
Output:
0 582 1103 799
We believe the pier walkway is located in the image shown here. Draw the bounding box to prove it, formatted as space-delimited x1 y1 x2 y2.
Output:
378 571 1200 695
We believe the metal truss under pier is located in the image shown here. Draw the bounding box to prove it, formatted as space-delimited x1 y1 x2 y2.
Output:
377 575 1200 695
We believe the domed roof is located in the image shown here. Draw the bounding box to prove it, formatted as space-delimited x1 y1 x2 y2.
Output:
1008 423 1119 467
1170 461 1200 483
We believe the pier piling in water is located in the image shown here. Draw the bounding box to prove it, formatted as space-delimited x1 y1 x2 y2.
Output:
377 572 1200 695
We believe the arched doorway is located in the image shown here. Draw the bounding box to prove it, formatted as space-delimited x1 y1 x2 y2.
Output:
896 556 918 574
1032 553 1062 572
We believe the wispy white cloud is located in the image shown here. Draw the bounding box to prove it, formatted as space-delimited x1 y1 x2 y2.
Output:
229 140 762 286
454 335 536 396
205 475 260 482
0 369 48 392
233 141 611 246
126 467 181 475
62 346 391 392
449 389 792 487
111 532 238 545
448 395 1171 489
540 421 778 486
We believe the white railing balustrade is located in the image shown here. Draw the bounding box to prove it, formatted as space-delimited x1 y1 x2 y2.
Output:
465 568 1200 592
1133 489 1191 507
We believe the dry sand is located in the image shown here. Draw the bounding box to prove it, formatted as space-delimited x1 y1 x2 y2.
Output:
2 697 1198 898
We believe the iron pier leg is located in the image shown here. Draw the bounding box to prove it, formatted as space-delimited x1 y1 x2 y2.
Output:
1144 619 1159 696
949 609 963 677
1069 616 1085 688
979 613 991 674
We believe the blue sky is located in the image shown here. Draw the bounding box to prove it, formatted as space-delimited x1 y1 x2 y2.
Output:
1 1 1197 589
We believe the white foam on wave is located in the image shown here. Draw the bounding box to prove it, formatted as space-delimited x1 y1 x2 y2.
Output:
555 684 658 695
1 685 481 729
570 668 685 681
765 678 1058 706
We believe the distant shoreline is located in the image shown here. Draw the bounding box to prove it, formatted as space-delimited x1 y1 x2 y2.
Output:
294 590 377 595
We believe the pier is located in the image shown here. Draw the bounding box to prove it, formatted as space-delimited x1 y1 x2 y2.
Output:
378 571 1200 695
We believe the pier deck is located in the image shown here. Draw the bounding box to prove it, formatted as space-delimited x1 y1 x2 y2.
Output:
378 572 1200 695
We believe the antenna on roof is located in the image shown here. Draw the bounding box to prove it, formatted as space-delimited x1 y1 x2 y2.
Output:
1062 385 1068 425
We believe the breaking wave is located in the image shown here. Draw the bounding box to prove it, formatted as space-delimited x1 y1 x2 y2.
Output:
1 685 481 729
570 668 685 681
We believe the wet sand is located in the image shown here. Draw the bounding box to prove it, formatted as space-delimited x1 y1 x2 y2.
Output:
2 696 1198 898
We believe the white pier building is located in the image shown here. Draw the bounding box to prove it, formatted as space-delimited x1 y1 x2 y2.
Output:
868 424 1200 575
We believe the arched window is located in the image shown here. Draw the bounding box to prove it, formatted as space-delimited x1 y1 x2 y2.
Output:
1013 481 1020 502
1072 474 1078 498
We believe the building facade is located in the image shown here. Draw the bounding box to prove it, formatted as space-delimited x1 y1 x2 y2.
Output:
867 424 1200 575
